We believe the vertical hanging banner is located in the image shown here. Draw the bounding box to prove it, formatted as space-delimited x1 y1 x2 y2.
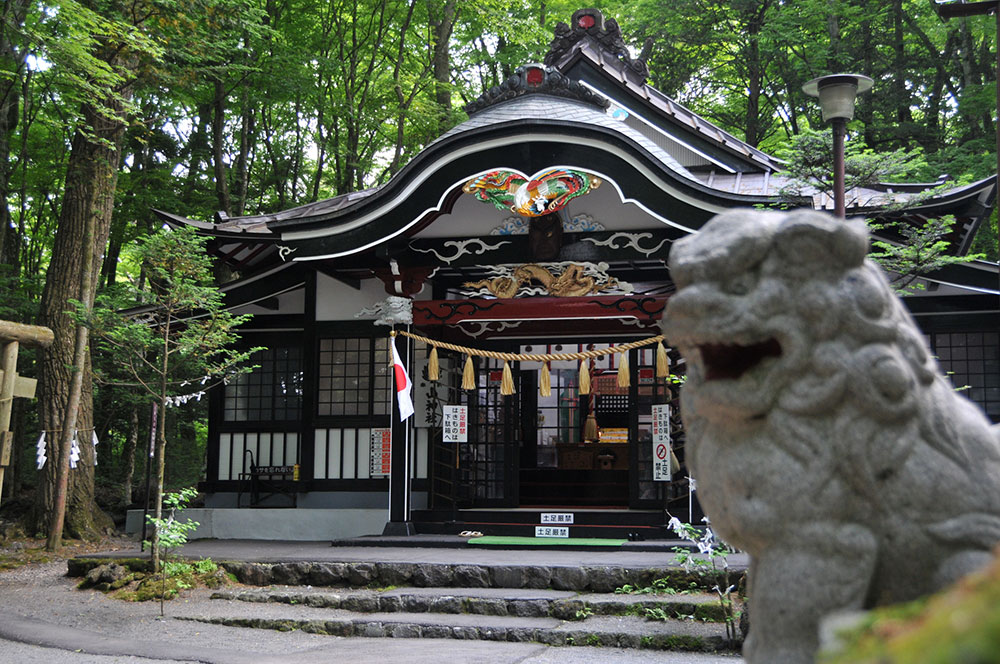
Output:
370 428 392 476
651 404 671 481
442 405 468 442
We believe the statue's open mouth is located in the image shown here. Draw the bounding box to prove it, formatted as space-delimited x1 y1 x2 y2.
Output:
698 338 782 381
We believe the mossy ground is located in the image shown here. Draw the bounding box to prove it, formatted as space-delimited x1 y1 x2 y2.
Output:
0 534 133 572
820 551 1000 663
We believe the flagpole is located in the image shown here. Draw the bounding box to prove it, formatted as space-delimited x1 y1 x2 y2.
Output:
387 329 395 529
385 328 415 535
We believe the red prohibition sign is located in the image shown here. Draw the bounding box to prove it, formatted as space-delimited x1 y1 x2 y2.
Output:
655 444 668 460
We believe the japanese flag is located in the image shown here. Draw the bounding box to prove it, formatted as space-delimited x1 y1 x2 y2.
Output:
390 336 414 421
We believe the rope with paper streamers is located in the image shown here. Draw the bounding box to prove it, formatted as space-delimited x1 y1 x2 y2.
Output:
391 330 670 397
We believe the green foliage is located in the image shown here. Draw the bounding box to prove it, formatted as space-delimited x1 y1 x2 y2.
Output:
143 486 199 554
616 577 682 595
777 128 930 201
869 216 984 291
82 226 261 401
143 486 198 614
643 606 673 622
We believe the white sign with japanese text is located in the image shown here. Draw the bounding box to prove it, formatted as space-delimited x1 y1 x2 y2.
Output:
651 404 671 482
535 526 570 538
652 404 670 444
540 512 574 524
370 428 391 476
442 405 468 443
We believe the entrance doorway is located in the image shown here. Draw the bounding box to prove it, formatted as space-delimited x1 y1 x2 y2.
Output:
518 363 630 506
426 341 682 512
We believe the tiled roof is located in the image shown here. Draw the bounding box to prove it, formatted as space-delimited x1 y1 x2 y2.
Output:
434 94 697 180
559 40 784 173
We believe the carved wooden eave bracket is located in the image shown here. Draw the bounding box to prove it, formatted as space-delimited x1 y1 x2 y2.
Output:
464 64 610 115
543 8 651 82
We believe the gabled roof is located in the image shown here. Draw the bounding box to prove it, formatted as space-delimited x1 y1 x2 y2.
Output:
543 8 782 173
158 7 996 273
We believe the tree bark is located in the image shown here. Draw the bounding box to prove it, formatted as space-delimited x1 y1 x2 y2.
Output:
122 404 139 505
0 0 29 268
211 77 231 216
431 0 457 135
36 82 132 541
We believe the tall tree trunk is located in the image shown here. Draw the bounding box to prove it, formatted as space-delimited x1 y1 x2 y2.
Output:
888 0 913 143
826 0 844 72
743 4 765 148
234 98 253 217
182 105 211 203
431 0 456 135
122 404 139 505
0 0 28 268
211 77 231 216
36 79 132 541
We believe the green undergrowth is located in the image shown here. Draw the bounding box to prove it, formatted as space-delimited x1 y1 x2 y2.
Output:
617 577 701 595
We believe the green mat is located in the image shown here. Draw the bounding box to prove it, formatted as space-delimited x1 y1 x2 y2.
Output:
467 536 626 547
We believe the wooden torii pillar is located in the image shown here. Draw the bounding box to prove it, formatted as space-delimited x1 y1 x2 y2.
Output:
0 320 54 505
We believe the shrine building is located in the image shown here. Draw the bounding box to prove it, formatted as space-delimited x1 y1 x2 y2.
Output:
155 9 999 540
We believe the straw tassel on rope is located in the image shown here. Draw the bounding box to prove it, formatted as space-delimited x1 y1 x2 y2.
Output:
583 412 598 441
540 362 551 397
578 359 590 395
583 357 597 441
617 349 629 388
462 355 476 390
500 360 515 396
428 346 439 382
656 341 669 378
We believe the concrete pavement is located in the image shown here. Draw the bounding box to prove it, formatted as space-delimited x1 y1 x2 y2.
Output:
0 538 746 663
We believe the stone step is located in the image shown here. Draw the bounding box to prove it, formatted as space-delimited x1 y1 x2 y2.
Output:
210 585 729 622
176 598 737 652
215 559 733 593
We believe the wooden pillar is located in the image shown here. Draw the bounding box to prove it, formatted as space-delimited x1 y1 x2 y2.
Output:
0 320 53 506
0 341 19 505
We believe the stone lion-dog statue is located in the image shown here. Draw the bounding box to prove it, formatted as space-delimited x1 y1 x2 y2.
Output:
663 209 1000 663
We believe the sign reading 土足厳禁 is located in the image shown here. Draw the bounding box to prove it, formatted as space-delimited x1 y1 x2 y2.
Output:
443 405 468 442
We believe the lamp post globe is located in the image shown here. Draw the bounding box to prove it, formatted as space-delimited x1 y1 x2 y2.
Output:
803 74 874 219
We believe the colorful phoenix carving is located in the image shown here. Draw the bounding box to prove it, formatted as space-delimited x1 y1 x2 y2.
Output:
462 168 601 217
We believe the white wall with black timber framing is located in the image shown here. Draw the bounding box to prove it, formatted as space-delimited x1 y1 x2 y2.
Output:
192 269 431 539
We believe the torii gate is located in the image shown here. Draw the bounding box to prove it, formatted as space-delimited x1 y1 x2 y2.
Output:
0 320 54 506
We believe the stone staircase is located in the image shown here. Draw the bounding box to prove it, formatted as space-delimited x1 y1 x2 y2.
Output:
188 559 742 654
68 548 745 656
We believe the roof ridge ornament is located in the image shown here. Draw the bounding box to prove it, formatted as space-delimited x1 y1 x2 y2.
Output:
543 8 650 81
464 64 609 115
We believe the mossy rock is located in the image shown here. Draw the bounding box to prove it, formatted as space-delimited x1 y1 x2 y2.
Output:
820 553 1000 663
107 566 232 602
68 557 151 577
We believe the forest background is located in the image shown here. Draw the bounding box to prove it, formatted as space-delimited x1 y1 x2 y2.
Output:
1 0 998 538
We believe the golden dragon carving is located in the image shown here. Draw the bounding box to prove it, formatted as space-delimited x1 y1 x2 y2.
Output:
463 263 618 298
